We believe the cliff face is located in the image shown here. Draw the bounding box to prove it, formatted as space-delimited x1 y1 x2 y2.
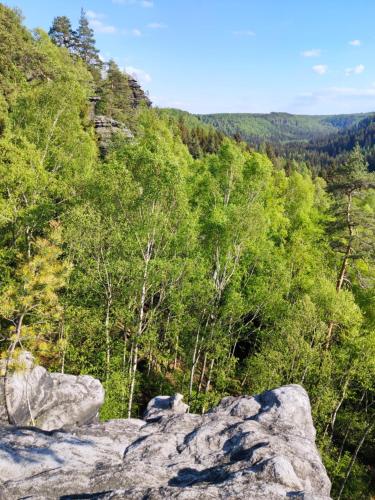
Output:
127 74 152 108
0 357 331 500
88 73 151 155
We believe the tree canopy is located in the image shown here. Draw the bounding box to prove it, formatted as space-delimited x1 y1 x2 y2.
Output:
0 5 374 499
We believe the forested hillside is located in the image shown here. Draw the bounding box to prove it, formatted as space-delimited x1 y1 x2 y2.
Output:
160 108 225 158
196 110 375 174
295 114 375 172
198 112 371 144
0 4 375 499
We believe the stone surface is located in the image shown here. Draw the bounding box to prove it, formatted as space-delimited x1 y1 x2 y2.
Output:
144 393 189 419
0 383 331 499
94 115 133 154
0 352 104 430
127 75 152 108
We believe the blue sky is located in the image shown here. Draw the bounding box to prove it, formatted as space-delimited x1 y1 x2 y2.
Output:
6 0 375 115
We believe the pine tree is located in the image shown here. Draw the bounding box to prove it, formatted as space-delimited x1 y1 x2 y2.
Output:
326 145 375 348
48 16 75 50
76 9 101 73
97 60 134 124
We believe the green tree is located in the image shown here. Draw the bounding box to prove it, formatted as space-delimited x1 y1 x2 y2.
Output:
0 221 70 383
326 145 375 349
76 9 101 76
97 60 135 125
48 16 75 50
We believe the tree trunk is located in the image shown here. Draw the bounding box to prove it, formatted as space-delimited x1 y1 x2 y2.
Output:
105 296 112 382
337 422 374 500
173 334 179 370
188 330 200 399
205 358 215 394
127 341 138 418
326 191 353 350
121 330 128 416
59 318 66 374
198 352 207 393
201 359 215 413
127 238 152 418
337 425 351 463
331 376 350 435
4 314 24 425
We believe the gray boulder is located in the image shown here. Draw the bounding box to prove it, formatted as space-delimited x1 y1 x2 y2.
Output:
0 352 104 430
144 393 189 419
0 382 331 499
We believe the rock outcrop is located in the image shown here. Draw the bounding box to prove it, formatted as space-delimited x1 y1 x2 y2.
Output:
0 365 331 500
0 352 104 430
94 114 133 155
127 74 152 108
144 393 189 419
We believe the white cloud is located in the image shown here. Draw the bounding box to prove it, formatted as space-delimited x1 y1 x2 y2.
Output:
327 86 375 97
151 96 187 108
148 22 167 29
86 10 105 19
120 28 142 36
233 30 256 37
87 10 117 34
345 64 365 76
125 66 152 84
113 0 153 6
312 64 328 75
86 10 142 36
295 86 375 104
349 39 361 46
292 86 375 113
301 49 321 57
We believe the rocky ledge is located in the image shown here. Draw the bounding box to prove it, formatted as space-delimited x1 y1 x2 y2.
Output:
94 115 133 155
0 357 331 499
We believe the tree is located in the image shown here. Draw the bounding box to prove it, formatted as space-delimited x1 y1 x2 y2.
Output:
0 222 70 423
97 60 135 125
326 145 375 348
0 222 70 358
76 9 101 75
48 16 75 50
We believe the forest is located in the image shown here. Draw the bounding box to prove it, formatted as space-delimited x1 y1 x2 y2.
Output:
198 111 372 145
197 110 375 173
0 4 374 499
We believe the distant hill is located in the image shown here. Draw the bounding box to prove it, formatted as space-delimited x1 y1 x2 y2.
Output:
159 108 225 157
197 112 373 145
161 109 375 172
284 113 375 172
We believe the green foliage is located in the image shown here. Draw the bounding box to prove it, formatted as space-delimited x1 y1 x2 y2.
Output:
76 9 101 75
48 16 75 49
96 60 136 127
0 222 70 362
1 5 374 498
160 108 225 158
198 111 371 144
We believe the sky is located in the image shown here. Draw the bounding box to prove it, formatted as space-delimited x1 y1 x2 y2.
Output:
6 0 375 115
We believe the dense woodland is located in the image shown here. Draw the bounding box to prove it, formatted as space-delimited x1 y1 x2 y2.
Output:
0 5 375 499
286 115 375 173
198 110 375 174
199 111 372 145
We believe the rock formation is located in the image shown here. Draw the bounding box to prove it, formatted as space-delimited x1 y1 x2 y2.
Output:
0 352 104 430
94 114 133 155
0 356 331 499
88 73 150 155
127 74 152 108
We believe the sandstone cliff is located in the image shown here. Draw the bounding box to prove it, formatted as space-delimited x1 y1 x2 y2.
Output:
0 355 331 499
